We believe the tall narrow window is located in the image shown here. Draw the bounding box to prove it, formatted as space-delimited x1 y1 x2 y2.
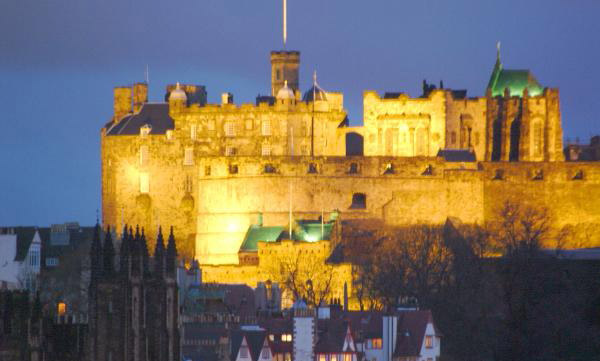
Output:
262 120 271 136
139 145 148 166
140 172 149 193
226 146 237 156
184 148 194 165
225 122 235 137
262 144 272 156
191 124 197 140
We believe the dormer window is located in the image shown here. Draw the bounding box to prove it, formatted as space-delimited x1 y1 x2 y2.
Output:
140 124 151 137
425 335 434 348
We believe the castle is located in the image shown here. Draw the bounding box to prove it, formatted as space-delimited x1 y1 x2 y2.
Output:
100 45 600 288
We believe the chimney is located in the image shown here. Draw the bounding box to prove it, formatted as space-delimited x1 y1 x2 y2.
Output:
293 307 316 361
133 83 148 113
113 86 132 121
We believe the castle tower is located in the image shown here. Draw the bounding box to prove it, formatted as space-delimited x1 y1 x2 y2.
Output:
133 83 148 113
271 51 300 96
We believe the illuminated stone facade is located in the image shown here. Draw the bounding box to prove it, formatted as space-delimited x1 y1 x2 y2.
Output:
101 49 599 277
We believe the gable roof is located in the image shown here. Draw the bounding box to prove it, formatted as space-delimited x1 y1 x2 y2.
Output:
106 103 174 136
230 331 268 361
315 319 352 354
393 310 435 358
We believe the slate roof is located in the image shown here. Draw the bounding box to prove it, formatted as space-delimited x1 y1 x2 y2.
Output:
315 319 352 354
345 311 384 339
106 103 174 136
436 149 476 162
393 310 434 358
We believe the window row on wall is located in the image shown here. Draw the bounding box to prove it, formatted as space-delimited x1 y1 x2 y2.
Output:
188 120 273 139
491 168 588 181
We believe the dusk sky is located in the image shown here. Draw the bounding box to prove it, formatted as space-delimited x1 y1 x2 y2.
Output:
1 0 599 226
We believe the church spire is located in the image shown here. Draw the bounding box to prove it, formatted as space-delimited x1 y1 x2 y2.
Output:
90 222 103 283
166 226 177 276
487 41 503 92
119 224 130 275
154 226 165 275
141 228 150 276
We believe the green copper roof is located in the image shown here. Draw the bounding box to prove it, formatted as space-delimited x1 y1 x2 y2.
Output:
487 47 543 97
239 225 284 252
239 220 334 252
295 220 333 242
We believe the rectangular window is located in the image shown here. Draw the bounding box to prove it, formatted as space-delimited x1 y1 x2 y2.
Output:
262 144 272 156
343 354 351 361
46 257 59 266
166 129 173 140
225 122 235 137
191 124 197 140
319 355 326 361
184 148 194 165
140 173 149 193
262 120 271 136
331 354 337 361
139 145 148 166
371 338 382 349
425 335 433 348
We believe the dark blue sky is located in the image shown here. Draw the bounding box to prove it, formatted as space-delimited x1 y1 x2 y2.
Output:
1 0 599 226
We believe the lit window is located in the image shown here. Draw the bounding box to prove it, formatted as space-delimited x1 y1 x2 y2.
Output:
140 173 149 193
226 146 237 156
269 334 274 341
282 333 292 342
184 148 194 165
331 355 337 361
139 145 148 166
262 120 271 136
425 335 433 348
166 130 173 140
284 353 291 361
191 124 197 140
371 338 382 349
262 144 272 156
319 355 326 361
344 354 351 361
225 122 235 137
58 302 67 316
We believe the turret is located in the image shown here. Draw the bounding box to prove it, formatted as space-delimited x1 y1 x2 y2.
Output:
102 227 115 278
271 51 300 96
168 83 187 115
